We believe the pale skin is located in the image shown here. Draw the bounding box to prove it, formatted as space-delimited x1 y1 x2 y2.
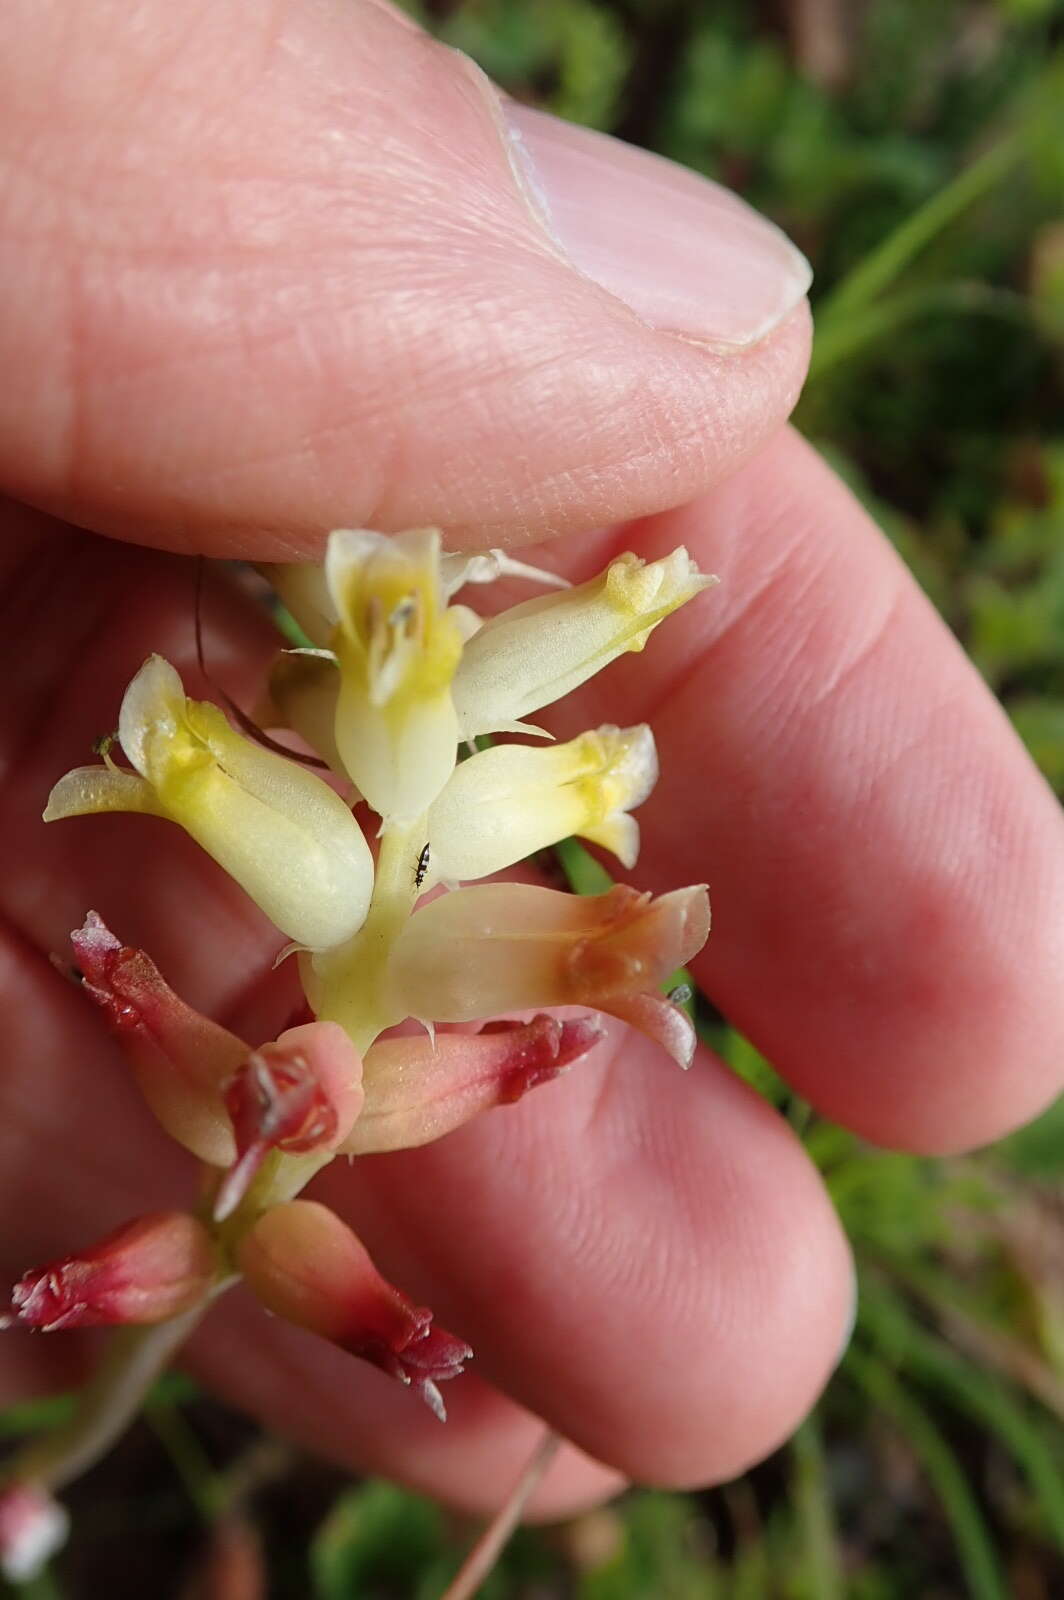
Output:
1 0 1064 1520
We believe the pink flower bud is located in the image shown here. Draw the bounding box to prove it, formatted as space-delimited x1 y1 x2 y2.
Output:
0 1485 69 1582
237 1201 471 1420
71 912 246 1165
4 1212 216 1332
347 1013 605 1154
213 1024 363 1221
386 882 710 1067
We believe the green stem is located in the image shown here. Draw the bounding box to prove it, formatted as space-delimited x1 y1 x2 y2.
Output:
3 1303 212 1494
815 130 1023 330
845 1347 1006 1600
809 282 1028 382
791 1416 844 1600
310 816 428 1051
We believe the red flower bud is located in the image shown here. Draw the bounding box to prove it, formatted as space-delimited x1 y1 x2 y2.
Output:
237 1201 471 1420
213 1023 363 1221
4 1212 216 1332
347 1013 605 1154
70 912 245 1165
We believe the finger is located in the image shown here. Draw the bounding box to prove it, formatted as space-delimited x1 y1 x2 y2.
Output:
0 0 810 557
544 430 1064 1155
189 1306 626 1521
1 519 853 1491
0 911 621 1520
308 1026 854 1488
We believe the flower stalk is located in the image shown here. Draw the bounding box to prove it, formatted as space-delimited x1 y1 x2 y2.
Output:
9 525 716 1575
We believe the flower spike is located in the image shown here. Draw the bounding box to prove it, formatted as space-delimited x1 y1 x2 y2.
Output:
237 1201 472 1420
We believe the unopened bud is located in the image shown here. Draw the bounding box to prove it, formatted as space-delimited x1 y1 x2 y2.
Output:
5 1212 216 1332
237 1200 471 1420
214 1023 363 1220
70 912 245 1165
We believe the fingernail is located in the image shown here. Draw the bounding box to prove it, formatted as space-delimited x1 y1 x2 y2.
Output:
503 103 811 350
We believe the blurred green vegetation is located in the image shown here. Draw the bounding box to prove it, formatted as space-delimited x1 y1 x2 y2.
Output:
3 1 1063 1595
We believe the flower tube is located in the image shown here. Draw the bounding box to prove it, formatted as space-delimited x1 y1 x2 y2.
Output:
385 882 710 1067
45 657 374 950
426 723 657 883
451 546 714 738
237 1201 472 1420
347 1013 606 1153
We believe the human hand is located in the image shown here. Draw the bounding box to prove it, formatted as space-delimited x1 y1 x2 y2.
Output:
1 0 1062 1517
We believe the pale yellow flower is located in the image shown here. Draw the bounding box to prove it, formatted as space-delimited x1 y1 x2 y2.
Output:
45 656 373 950
451 546 715 739
324 528 465 822
426 723 658 884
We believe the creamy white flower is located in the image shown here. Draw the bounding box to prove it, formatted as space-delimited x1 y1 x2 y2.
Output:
426 723 657 883
44 656 374 950
384 881 710 1067
325 528 464 822
451 546 715 738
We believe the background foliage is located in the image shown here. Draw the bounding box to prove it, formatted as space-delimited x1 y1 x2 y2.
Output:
4 1 1064 1595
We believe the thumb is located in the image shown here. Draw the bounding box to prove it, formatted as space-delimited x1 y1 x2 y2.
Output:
1 0 811 557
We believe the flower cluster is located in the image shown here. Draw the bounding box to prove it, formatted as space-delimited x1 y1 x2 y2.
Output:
1 529 713 1575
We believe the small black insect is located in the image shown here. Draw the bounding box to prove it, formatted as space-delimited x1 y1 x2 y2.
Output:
414 843 431 890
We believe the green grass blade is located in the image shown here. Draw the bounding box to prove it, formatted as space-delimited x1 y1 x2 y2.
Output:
809 282 1028 381
845 1347 1006 1600
815 129 1023 328
860 1286 1064 1551
791 1416 844 1600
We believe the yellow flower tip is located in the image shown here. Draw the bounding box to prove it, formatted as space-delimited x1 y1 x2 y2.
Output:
425 721 657 882
583 812 640 871
604 547 718 650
